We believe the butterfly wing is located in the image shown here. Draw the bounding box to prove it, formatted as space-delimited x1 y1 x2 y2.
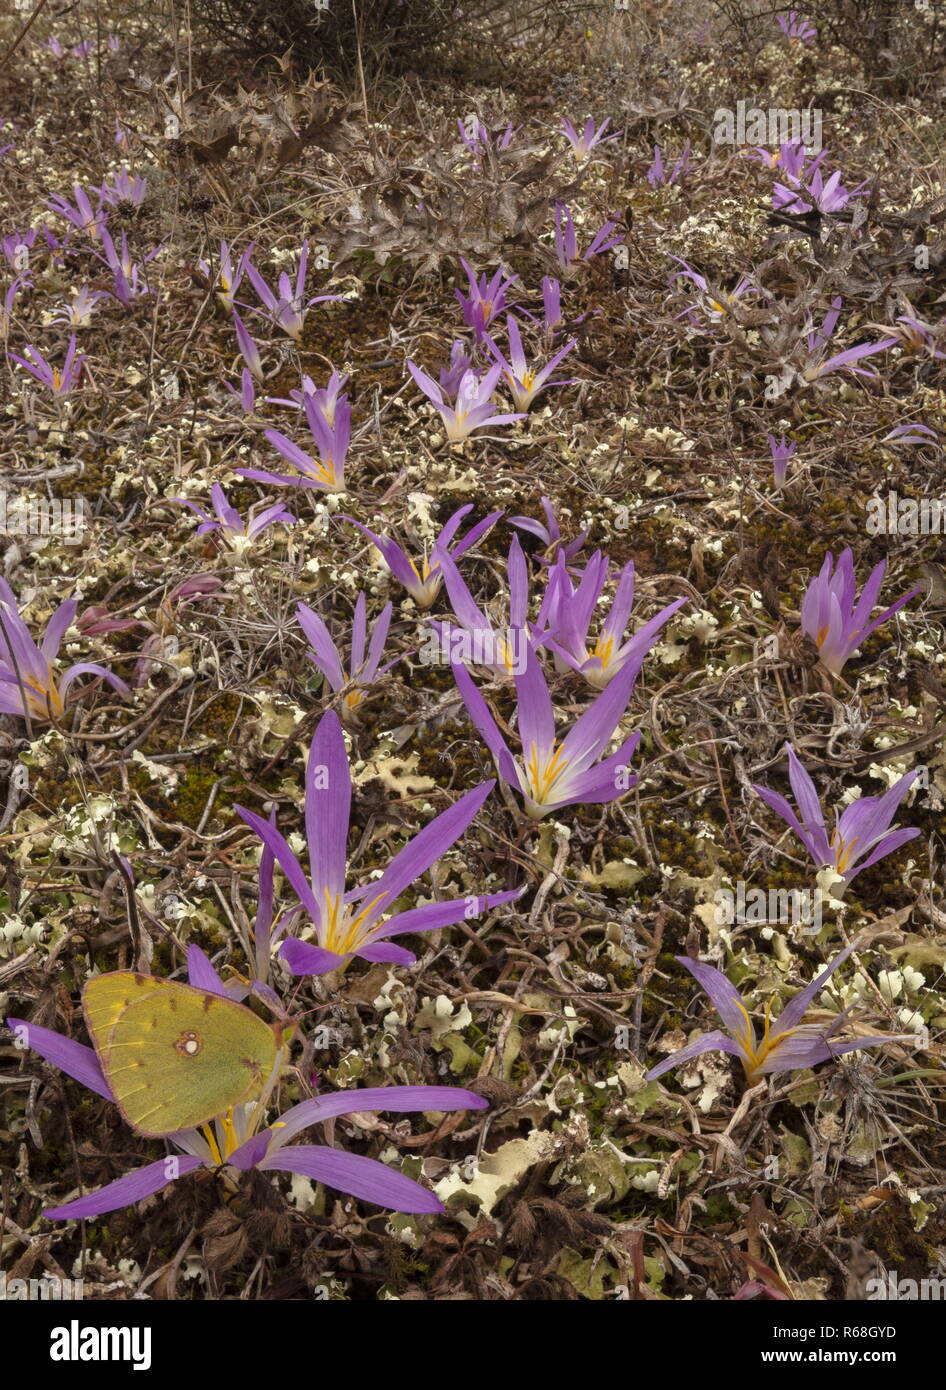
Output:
83 972 142 1047
83 973 278 1137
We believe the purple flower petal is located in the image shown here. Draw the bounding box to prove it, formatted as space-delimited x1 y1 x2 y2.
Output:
261 1144 445 1213
44 1156 203 1220
7 1016 112 1100
645 1029 743 1080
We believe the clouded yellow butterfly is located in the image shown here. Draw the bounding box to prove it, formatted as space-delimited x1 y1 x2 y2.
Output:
83 972 286 1137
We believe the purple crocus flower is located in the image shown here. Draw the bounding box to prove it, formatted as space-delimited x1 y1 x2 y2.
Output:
132 576 222 686
457 117 518 161
297 593 399 714
266 368 349 421
668 255 756 326
45 183 106 241
224 367 257 413
646 938 909 1084
560 116 620 160
0 580 128 725
0 273 30 335
7 948 487 1219
484 316 577 411
75 605 142 637
237 710 520 973
439 341 474 398
746 139 824 179
344 504 502 608
868 305 946 362
517 278 593 345
198 241 255 314
767 433 796 488
800 548 920 675
774 164 868 217
232 310 264 380
98 226 158 305
241 394 351 492
100 168 147 207
646 143 691 187
9 334 86 397
776 10 817 45
2 228 37 270
553 202 622 276
407 361 525 442
801 297 897 382
455 258 517 341
539 277 563 336
509 496 588 567
430 537 532 680
175 483 296 547
452 645 642 819
244 240 345 341
753 742 921 887
49 284 107 329
538 553 687 689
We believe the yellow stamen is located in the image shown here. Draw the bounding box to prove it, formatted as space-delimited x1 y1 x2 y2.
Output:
321 887 389 956
591 633 614 671
735 998 793 1080
408 555 431 585
525 740 570 804
23 670 64 720
306 457 340 489
202 1120 224 1166
829 828 859 874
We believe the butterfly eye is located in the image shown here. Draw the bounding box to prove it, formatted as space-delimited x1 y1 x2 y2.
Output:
174 1030 203 1058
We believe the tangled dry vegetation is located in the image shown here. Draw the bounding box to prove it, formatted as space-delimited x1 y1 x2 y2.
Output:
1 0 945 1302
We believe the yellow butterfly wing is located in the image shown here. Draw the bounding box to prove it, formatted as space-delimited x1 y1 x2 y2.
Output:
83 973 279 1137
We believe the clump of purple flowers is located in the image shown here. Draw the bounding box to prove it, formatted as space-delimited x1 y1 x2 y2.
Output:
553 202 623 277
451 645 643 820
647 939 910 1086
799 548 920 674
455 258 517 341
753 743 921 890
0 581 128 728
560 117 620 161
237 709 521 972
776 10 816 45
175 484 296 549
